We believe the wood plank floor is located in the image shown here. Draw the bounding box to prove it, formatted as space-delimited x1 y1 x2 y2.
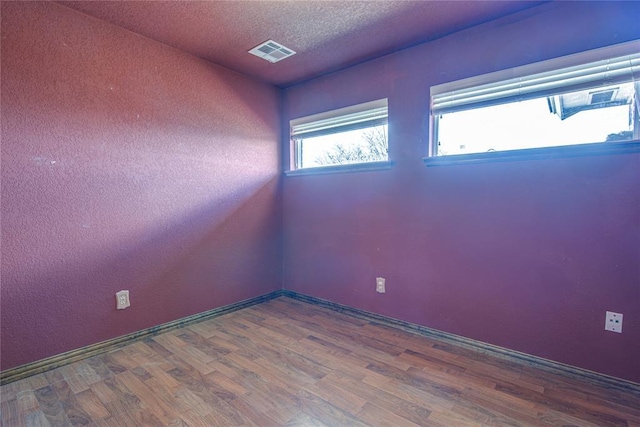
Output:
1 297 639 426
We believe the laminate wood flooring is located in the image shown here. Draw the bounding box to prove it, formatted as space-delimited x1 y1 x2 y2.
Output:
1 297 639 426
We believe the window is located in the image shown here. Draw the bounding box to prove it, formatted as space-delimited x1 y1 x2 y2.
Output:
290 99 389 171
429 41 640 159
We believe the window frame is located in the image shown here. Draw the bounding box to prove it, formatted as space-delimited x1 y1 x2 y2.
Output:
426 40 640 165
286 99 391 175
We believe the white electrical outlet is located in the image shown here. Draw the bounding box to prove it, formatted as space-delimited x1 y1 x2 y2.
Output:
605 311 623 333
116 290 130 310
376 277 386 294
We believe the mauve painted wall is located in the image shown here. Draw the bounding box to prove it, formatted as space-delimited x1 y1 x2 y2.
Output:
283 2 640 382
1 2 281 370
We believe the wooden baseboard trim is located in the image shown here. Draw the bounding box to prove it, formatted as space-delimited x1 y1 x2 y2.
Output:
0 290 284 385
281 290 640 395
5 288 638 395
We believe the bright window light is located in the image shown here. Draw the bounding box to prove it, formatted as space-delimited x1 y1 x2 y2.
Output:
290 99 388 170
430 42 640 157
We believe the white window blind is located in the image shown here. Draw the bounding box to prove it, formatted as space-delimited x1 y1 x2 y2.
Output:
431 42 640 115
291 99 388 140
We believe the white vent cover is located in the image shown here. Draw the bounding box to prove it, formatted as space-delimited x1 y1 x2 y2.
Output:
248 40 296 63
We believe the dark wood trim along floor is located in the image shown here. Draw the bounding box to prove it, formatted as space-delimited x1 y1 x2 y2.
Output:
0 291 282 385
3 289 638 396
282 290 640 396
1 296 639 426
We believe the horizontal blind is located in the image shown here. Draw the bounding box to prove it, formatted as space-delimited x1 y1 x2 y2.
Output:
291 104 388 140
432 51 640 115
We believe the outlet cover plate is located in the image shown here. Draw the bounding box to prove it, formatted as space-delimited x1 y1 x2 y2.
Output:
376 277 385 294
116 290 130 310
605 311 623 333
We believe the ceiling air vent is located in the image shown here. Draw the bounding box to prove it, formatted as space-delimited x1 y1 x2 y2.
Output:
248 40 296 63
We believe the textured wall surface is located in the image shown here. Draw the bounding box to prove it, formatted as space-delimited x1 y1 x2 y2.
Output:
1 2 282 370
283 2 640 382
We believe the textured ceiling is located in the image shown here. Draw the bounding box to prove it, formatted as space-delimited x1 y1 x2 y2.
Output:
58 1 545 87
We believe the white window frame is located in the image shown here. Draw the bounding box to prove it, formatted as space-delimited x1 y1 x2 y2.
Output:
287 99 390 175
427 40 640 164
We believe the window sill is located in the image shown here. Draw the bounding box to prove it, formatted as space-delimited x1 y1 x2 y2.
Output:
423 141 640 167
285 161 393 177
